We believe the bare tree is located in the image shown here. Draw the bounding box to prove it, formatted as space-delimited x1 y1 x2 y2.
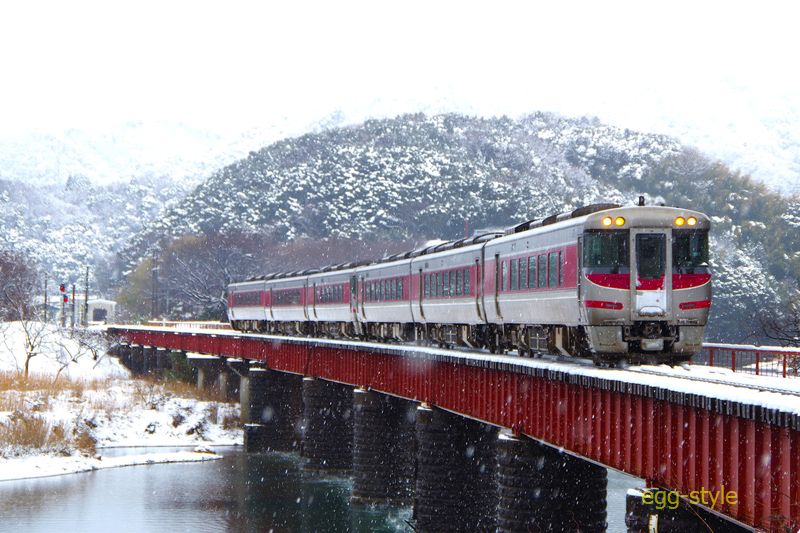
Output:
51 327 108 382
0 251 50 378
759 296 800 346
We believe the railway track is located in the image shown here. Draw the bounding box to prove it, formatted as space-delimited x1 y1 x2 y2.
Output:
627 366 800 397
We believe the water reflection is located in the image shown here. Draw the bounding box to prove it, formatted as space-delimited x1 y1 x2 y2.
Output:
0 448 409 533
0 447 636 532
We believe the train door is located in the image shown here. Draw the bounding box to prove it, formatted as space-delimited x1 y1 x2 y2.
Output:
494 253 503 320
631 229 672 320
312 283 318 319
349 276 357 314
302 282 309 320
418 269 425 320
268 287 274 320
577 235 587 324
360 276 367 320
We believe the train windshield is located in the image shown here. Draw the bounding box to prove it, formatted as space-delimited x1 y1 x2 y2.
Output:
636 233 666 279
673 230 709 273
582 230 629 273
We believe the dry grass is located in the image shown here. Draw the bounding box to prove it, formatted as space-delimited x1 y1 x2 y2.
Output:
74 430 97 455
0 393 25 412
0 412 71 453
221 413 240 430
0 372 110 394
134 375 229 403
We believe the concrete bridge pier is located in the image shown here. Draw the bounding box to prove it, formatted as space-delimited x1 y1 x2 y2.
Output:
188 354 224 392
153 348 169 375
141 346 155 375
301 377 353 473
117 343 131 368
220 359 246 402
351 390 416 505
414 405 498 532
244 368 303 453
128 345 144 374
496 434 607 533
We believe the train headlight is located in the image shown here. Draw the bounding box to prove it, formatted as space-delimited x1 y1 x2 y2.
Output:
602 216 613 227
675 216 686 226
614 217 625 226
687 216 697 226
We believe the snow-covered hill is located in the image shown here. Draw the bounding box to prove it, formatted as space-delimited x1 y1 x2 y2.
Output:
0 176 191 289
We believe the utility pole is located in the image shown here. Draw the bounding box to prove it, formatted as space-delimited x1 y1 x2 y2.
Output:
43 275 48 322
151 250 160 319
60 284 66 328
83 266 89 326
70 284 76 331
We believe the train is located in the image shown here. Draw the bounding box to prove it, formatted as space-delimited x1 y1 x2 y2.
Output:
227 202 711 365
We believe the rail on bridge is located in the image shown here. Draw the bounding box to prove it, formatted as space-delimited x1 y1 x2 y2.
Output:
109 325 800 532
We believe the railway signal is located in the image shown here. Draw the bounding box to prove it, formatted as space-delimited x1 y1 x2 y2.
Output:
59 283 67 327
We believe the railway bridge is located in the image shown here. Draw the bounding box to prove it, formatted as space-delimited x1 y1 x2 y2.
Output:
108 324 800 532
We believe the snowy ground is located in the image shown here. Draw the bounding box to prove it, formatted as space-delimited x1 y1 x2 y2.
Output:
0 321 243 482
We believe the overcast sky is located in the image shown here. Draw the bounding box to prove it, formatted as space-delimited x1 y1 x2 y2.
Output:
1 1 799 189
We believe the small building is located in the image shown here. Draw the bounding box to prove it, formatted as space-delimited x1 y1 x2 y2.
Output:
86 299 116 323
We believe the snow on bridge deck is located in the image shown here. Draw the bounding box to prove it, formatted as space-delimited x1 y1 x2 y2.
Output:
115 324 800 420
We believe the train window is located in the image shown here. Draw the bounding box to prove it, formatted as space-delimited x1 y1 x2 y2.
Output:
510 259 518 290
528 257 536 289
436 273 442 297
519 258 527 289
464 268 470 294
394 278 399 300
425 275 431 297
450 270 456 296
673 230 709 274
501 261 508 292
443 271 450 296
583 230 630 273
548 253 558 288
636 233 666 279
455 270 462 295
538 255 547 288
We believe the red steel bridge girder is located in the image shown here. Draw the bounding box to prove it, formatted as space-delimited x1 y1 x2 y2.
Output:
112 328 799 532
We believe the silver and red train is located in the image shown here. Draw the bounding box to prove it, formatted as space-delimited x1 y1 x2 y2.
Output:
227 203 711 364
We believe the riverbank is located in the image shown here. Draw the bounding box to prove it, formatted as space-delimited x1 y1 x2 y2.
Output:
0 321 243 481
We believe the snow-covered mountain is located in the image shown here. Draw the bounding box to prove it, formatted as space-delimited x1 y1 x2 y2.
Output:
0 176 192 291
119 112 795 342
1 112 794 342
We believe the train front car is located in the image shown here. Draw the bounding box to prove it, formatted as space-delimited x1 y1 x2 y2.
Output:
580 206 711 364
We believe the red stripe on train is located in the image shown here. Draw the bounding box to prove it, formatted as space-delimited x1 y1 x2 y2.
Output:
584 300 624 310
585 273 629 289
672 273 711 289
679 300 711 310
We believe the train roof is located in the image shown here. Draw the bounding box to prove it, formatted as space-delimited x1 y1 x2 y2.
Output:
230 202 707 285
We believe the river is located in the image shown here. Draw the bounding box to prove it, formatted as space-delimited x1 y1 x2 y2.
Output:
0 446 638 532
